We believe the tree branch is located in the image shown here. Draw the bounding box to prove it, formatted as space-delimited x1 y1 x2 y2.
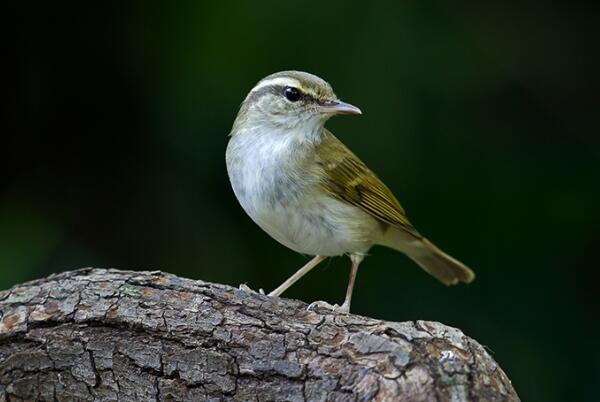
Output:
0 268 519 401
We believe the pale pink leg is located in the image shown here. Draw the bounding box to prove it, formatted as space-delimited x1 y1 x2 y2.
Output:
338 254 363 313
307 254 364 314
268 255 327 297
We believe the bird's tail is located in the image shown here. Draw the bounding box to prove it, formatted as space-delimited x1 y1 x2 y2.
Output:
379 229 475 285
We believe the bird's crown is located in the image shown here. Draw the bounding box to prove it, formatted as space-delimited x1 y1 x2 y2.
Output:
247 71 337 104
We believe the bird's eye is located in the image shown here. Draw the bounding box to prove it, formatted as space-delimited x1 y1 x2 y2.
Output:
284 87 301 102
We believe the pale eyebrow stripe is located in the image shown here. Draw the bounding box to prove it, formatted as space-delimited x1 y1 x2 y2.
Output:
250 77 302 93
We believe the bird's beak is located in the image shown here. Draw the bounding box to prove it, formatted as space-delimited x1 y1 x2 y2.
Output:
319 100 362 115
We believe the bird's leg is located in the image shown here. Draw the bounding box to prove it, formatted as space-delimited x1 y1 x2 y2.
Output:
307 254 363 314
338 254 363 313
268 255 326 297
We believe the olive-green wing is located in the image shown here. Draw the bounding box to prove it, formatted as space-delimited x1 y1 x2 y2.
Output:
316 131 421 238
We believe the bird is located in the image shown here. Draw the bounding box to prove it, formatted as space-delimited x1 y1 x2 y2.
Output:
226 71 474 313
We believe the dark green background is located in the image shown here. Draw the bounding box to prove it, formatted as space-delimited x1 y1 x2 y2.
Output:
6 2 599 400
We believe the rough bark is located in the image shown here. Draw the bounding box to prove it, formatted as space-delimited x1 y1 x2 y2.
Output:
0 268 519 402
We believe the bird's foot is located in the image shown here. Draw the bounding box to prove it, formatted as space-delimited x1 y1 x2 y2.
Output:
307 300 350 314
238 284 265 295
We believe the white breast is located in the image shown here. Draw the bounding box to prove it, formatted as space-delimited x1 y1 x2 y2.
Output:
226 128 379 256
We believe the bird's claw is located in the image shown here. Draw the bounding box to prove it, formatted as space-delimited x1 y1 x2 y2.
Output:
307 300 350 313
238 284 265 295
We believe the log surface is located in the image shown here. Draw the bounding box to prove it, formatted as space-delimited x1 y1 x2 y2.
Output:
0 268 519 401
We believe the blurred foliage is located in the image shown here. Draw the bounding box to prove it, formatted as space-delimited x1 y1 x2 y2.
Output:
5 1 599 400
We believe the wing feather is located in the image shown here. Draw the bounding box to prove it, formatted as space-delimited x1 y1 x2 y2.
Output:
316 130 421 238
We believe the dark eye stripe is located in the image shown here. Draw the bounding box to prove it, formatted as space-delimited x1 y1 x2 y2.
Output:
246 84 317 104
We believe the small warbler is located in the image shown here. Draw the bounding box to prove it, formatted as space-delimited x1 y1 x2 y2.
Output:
226 71 474 312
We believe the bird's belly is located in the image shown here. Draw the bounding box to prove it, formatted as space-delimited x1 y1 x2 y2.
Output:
226 131 381 256
241 190 380 256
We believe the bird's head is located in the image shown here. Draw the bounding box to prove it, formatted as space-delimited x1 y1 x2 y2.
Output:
232 71 361 134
